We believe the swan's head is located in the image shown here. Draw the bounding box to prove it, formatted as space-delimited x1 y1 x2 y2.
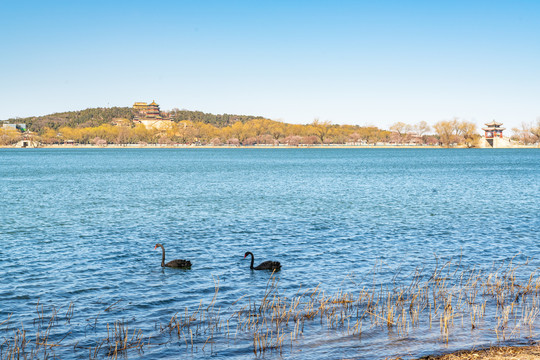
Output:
244 252 252 258
154 243 161 250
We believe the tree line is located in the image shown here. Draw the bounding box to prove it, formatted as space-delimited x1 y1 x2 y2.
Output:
168 108 265 127
2 107 539 146
510 119 540 145
31 119 393 146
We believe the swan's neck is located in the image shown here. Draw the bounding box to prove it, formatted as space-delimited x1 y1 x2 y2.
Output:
249 253 254 269
160 246 166 267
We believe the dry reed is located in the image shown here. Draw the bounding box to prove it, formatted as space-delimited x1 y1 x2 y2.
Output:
2 259 540 358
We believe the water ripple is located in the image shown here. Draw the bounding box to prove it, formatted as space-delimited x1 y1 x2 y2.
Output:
0 148 539 359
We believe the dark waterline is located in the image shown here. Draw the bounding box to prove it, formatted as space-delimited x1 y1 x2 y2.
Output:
1 149 539 359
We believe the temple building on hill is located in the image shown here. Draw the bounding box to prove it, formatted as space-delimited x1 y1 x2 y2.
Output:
146 101 161 117
133 102 148 111
2 123 26 132
479 120 512 148
133 100 173 130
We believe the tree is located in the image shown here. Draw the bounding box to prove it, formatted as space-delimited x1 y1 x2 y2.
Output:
173 121 199 144
414 121 431 137
40 127 61 144
302 135 320 145
115 126 132 144
228 121 251 143
226 138 240 146
311 119 331 143
512 121 539 145
389 122 412 144
456 120 478 148
433 118 478 147
132 124 152 143
0 128 22 145
284 135 302 146
348 132 362 144
92 137 107 146
531 118 540 140
389 122 411 136
158 136 173 145
195 122 218 144
243 137 257 145
433 120 455 147
268 121 285 141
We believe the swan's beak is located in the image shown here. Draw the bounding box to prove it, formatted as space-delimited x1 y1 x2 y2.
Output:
154 245 157 249
243 255 246 258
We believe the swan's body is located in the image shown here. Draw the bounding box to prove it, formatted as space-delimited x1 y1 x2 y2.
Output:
244 251 281 271
155 243 191 268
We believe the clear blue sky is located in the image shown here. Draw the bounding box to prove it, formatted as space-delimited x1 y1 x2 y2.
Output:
1 0 539 131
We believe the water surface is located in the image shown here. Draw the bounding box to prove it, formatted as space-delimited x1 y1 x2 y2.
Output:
1 149 539 359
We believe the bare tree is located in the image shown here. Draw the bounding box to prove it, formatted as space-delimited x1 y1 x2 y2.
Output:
414 121 431 137
457 120 478 147
434 118 478 147
512 121 539 144
531 118 540 140
389 122 412 136
433 120 456 147
389 122 413 144
284 135 302 146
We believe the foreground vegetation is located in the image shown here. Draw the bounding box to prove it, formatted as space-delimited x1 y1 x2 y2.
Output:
2 259 540 359
2 107 539 147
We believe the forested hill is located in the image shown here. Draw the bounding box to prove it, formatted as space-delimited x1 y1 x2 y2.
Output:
168 109 264 127
5 107 265 132
7 107 135 132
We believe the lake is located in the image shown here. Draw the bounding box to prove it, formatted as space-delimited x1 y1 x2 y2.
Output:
1 148 539 359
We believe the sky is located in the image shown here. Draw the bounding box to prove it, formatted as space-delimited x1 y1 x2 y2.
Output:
1 0 539 131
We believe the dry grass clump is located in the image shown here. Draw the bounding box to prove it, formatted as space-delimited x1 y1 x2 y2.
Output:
0 300 147 360
0 300 74 360
162 276 222 353
231 257 540 355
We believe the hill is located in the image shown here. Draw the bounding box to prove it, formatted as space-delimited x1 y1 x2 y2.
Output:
5 107 135 132
4 107 266 132
169 109 265 127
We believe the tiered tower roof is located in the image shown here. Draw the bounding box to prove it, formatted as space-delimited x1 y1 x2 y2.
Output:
482 120 505 131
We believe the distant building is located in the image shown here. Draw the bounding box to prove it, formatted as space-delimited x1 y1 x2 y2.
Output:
133 102 148 111
482 120 505 139
15 134 39 148
133 100 173 130
133 100 163 120
145 101 161 118
2 123 26 131
480 120 512 148
16 139 39 148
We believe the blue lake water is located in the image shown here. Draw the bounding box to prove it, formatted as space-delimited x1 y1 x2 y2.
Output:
0 148 539 359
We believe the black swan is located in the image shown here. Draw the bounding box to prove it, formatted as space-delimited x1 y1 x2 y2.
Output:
154 243 191 268
244 251 281 271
